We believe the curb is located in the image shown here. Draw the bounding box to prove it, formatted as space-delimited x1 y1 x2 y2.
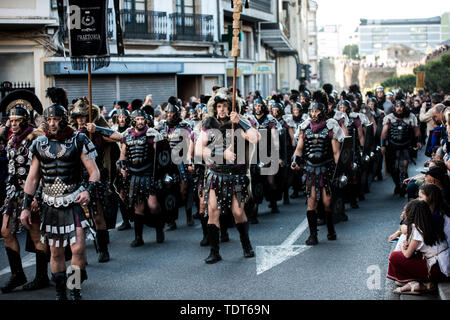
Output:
438 282 450 300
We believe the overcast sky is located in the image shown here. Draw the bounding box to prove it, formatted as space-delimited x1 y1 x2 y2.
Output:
315 0 449 35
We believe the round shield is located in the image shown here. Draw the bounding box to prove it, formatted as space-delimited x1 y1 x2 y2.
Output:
164 194 177 211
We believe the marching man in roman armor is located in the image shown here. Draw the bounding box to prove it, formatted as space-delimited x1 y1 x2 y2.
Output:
1 104 48 293
195 87 261 264
291 91 344 245
381 99 422 196
21 104 100 300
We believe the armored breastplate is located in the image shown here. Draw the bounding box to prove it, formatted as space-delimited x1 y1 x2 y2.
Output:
389 119 410 146
304 126 332 165
125 133 154 172
207 122 249 171
6 138 33 196
35 133 85 192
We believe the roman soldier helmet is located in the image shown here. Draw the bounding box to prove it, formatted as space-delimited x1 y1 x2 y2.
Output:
44 104 69 129
337 100 351 114
165 96 181 114
116 108 131 126
394 99 410 117
253 90 267 114
130 109 147 127
8 104 30 130
367 97 377 105
270 94 284 116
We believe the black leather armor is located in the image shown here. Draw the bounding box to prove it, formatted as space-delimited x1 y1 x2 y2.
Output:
388 119 410 147
205 120 249 174
304 126 333 166
124 131 155 174
30 132 97 207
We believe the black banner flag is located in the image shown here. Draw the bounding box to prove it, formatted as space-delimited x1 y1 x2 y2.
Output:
67 0 110 70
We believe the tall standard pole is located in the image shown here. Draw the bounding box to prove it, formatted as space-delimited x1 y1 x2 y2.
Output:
88 58 93 140
231 0 243 149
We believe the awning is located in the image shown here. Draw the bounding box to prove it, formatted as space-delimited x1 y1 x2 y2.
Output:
260 23 297 55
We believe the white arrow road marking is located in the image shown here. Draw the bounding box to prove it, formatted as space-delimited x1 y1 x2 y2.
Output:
256 218 311 275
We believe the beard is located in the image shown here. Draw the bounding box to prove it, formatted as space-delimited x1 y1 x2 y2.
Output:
135 123 146 131
393 109 405 118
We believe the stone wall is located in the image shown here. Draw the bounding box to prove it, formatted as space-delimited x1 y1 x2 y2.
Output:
320 57 411 92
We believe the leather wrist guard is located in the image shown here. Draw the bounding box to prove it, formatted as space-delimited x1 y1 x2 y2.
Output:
23 193 34 211
34 184 43 200
96 126 115 137
85 181 96 196
238 119 252 131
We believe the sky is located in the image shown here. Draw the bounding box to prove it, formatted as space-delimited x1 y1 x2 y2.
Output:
315 0 449 40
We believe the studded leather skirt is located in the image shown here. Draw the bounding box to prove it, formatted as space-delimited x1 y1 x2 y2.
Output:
40 203 90 247
203 169 250 215
304 161 334 201
125 173 156 208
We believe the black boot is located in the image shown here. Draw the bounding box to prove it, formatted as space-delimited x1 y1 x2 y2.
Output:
67 268 87 301
283 188 290 205
118 202 132 231
117 221 131 231
317 204 326 226
205 224 222 264
165 221 177 231
220 224 229 242
22 250 49 291
236 222 255 258
200 215 209 246
350 184 359 209
325 211 337 241
130 214 144 247
305 210 318 246
156 226 165 243
96 230 110 263
52 272 67 300
270 195 280 213
1 248 27 293
186 208 194 227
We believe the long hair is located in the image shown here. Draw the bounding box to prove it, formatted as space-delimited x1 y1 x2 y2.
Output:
419 184 450 218
405 199 446 246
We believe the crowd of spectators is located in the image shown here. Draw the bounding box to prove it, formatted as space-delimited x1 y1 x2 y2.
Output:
386 90 450 295
425 44 450 63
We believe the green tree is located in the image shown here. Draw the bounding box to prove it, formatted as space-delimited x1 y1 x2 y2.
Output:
413 52 450 92
381 74 416 93
342 44 359 60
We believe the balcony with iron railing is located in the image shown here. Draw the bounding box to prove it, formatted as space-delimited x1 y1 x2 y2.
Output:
119 9 167 40
169 13 214 42
63 9 213 43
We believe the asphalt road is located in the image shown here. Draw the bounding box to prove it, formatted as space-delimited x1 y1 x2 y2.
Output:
0 152 428 300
